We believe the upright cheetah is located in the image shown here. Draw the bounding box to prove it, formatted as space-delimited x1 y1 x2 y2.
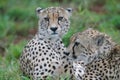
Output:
19 7 72 80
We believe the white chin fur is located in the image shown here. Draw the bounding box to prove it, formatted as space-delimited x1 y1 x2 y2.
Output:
50 34 59 38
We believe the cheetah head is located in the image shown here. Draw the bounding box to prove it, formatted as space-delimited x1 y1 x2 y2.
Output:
36 7 72 39
68 28 115 64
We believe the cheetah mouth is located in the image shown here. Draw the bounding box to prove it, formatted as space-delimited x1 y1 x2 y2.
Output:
51 32 58 35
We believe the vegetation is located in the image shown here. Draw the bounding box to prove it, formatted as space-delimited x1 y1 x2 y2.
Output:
0 0 120 80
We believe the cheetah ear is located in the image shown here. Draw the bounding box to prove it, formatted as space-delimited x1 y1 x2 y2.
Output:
66 8 72 16
36 7 43 14
95 35 105 46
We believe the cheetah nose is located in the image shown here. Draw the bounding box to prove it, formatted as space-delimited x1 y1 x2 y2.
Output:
74 42 80 46
50 27 58 32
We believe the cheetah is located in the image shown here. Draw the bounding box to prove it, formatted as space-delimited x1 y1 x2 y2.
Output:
67 28 120 80
19 7 72 80
67 28 116 64
73 45 120 80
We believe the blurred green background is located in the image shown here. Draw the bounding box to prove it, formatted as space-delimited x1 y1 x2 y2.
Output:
0 0 120 80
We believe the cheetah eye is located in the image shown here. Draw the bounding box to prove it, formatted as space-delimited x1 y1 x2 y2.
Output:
58 17 63 21
44 17 49 21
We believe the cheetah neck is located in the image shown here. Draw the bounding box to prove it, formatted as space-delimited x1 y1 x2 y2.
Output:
35 33 63 46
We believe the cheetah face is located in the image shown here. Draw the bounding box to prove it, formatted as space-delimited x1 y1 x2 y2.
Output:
68 33 98 64
36 7 72 38
68 28 115 64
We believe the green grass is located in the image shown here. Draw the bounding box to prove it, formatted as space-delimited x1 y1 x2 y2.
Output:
0 0 120 80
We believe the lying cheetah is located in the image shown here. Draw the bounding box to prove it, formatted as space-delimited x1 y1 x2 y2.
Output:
67 28 119 80
19 7 72 80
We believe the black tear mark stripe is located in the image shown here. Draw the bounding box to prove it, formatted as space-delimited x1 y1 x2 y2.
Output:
46 13 49 29
72 43 77 59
